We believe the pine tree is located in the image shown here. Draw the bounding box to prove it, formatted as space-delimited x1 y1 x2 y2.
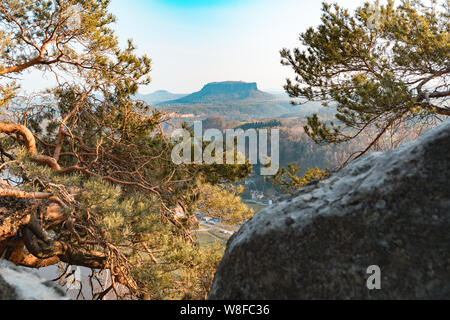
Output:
0 0 251 299
281 0 449 162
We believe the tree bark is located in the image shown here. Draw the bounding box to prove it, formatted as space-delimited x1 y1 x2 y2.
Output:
0 122 37 155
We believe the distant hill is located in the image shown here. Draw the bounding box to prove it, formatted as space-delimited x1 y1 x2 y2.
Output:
265 90 290 100
158 101 296 121
142 81 313 121
159 81 275 105
135 90 187 105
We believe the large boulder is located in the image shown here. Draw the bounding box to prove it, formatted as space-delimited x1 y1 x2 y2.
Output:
0 260 67 300
209 122 450 300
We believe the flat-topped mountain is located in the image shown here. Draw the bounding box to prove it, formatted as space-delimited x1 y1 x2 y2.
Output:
159 81 275 105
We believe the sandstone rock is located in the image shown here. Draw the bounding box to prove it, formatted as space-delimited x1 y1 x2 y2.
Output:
0 260 68 300
209 122 450 300
0 272 16 300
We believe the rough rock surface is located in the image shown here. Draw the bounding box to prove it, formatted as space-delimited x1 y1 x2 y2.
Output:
209 122 450 300
0 260 67 300
0 271 16 300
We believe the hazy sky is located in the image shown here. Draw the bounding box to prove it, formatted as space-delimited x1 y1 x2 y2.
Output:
22 0 362 95
107 0 363 94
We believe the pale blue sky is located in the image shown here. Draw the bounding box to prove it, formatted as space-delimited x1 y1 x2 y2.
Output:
20 0 362 95
107 0 361 94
